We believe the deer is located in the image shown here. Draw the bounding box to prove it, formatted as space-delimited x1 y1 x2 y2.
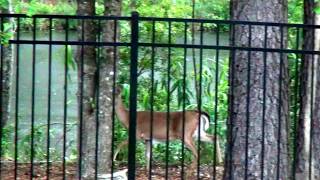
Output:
113 86 222 176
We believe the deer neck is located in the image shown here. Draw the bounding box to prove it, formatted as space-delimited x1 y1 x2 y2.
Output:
115 95 129 128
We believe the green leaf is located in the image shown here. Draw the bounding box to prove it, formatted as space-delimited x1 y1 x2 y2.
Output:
66 45 76 70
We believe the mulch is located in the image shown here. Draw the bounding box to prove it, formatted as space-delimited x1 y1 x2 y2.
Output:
1 162 76 180
136 164 224 180
1 162 223 179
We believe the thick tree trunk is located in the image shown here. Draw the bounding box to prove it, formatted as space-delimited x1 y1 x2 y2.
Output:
295 1 320 179
224 0 289 179
76 0 122 177
96 0 122 174
0 0 14 129
76 0 97 179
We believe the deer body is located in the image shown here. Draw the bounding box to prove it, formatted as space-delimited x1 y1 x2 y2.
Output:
114 88 222 175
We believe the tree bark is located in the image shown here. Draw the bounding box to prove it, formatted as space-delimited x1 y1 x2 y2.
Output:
76 0 97 179
95 0 121 175
76 0 122 178
295 1 320 179
224 0 289 179
0 0 14 129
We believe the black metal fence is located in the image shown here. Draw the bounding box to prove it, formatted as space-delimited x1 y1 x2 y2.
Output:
1 13 320 180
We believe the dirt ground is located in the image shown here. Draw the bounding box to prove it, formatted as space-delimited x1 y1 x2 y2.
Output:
1 162 223 179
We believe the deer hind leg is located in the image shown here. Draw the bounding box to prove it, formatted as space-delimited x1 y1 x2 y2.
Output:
145 140 152 172
213 135 222 164
198 133 223 164
113 139 129 161
184 137 198 177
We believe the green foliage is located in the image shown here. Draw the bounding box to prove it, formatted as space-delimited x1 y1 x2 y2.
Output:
120 0 229 20
287 52 301 161
315 0 320 14
14 0 77 30
8 0 309 30
0 0 9 9
55 45 77 81
1 122 77 162
14 0 76 16
288 0 303 23
195 0 229 27
0 22 14 45
95 1 105 15
15 1 53 16
1 124 15 159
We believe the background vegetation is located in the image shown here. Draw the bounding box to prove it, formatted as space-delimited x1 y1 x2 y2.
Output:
0 0 309 168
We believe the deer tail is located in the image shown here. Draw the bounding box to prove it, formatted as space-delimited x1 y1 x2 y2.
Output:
200 111 210 131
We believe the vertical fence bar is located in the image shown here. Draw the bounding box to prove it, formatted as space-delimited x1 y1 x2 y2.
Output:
128 12 139 180
197 22 204 180
62 17 69 180
292 27 300 180
244 24 252 180
180 22 188 180
94 19 101 180
148 20 156 180
228 23 236 180
111 18 118 180
213 23 220 180
14 17 21 180
78 19 85 180
30 17 37 180
261 25 268 180
276 25 284 180
165 21 172 180
0 17 4 179
46 17 53 180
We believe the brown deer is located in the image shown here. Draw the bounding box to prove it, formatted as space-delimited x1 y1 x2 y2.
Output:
113 86 222 175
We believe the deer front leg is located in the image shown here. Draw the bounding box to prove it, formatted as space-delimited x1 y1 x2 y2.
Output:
113 139 129 161
145 140 152 172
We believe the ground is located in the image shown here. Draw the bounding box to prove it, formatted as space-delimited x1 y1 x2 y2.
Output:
1 162 223 179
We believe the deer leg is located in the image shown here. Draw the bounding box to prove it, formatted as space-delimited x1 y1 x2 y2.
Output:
113 139 129 161
199 133 223 164
145 140 152 172
215 136 222 164
184 138 198 175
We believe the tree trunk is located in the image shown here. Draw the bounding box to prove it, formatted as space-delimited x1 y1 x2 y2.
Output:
295 1 320 179
224 0 289 179
96 0 122 174
0 0 14 129
76 0 97 179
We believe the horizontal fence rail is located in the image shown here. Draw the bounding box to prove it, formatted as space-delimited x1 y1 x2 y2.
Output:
0 12 319 180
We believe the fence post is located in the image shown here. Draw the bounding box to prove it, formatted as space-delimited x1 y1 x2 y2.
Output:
128 11 139 180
